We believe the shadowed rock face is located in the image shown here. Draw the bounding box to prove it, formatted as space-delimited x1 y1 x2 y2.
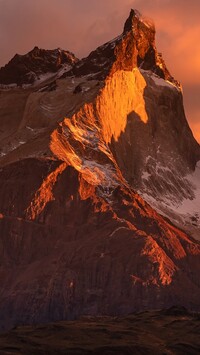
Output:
0 9 200 331
0 159 199 331
0 47 78 85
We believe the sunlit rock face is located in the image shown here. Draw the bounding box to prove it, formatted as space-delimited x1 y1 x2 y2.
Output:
0 9 200 330
55 9 200 239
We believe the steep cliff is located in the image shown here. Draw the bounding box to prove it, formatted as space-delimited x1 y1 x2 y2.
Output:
58 9 200 239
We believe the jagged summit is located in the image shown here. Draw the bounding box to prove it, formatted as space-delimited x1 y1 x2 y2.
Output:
0 9 177 88
114 8 179 87
123 9 155 33
0 47 78 86
67 9 179 89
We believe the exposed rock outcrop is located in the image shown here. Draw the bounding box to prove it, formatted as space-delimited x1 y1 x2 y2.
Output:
0 158 199 331
0 47 78 86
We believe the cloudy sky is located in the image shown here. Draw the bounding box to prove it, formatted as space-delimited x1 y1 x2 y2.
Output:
0 0 199 142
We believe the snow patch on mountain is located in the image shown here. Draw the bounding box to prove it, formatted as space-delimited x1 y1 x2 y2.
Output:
0 140 27 157
0 83 18 89
82 160 118 189
140 161 200 240
140 69 180 91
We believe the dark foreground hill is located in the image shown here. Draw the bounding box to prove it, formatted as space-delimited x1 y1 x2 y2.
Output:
0 307 199 355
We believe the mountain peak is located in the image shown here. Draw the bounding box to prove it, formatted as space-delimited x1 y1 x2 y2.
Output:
69 9 178 87
123 8 155 34
0 47 78 86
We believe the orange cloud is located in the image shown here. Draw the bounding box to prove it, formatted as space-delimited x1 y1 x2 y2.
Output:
185 110 200 143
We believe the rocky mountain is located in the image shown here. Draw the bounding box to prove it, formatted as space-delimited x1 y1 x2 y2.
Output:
0 9 200 331
67 9 180 86
64 9 200 239
0 47 78 86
